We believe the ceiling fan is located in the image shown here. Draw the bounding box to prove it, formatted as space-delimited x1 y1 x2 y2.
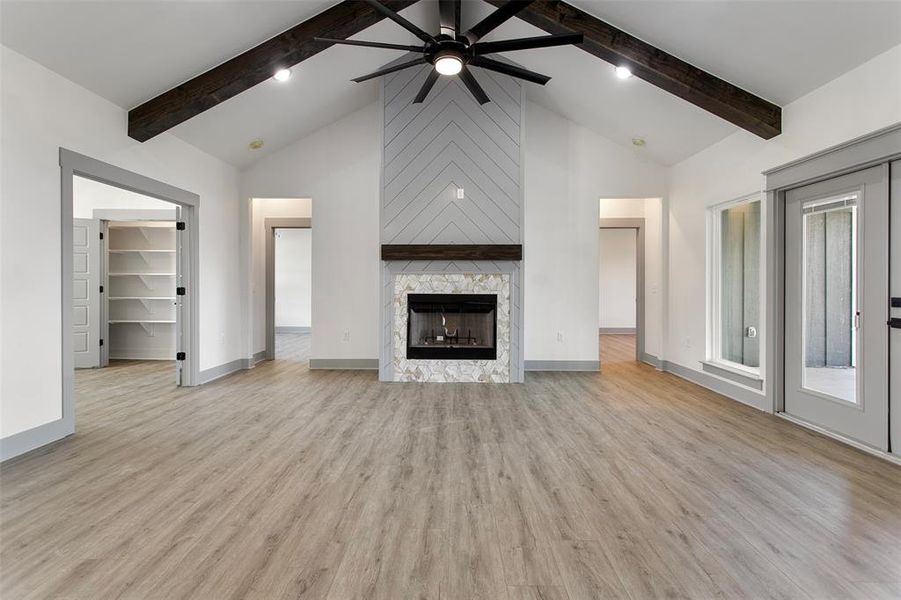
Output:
314 0 583 104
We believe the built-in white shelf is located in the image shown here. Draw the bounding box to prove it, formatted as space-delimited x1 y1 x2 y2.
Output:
110 320 176 324
109 249 175 253
109 296 175 300
109 272 176 276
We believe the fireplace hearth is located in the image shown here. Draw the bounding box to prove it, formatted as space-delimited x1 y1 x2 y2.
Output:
406 294 497 360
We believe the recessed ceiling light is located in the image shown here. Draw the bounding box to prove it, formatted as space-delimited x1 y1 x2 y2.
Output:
248 139 265 150
632 137 646 147
273 68 292 82
615 66 633 80
435 55 463 76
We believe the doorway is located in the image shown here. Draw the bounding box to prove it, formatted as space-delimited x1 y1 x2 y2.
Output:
61 150 199 442
783 165 890 450
264 218 312 360
599 218 645 365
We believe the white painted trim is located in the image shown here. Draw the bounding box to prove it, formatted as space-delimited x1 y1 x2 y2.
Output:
777 413 901 466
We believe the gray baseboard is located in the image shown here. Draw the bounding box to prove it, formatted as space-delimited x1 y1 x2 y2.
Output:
1 417 74 462
198 351 268 385
275 326 311 334
309 358 379 370
644 353 768 412
599 327 636 335
641 352 662 369
524 360 600 372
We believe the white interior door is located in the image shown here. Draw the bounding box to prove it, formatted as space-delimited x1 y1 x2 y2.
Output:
784 165 890 450
73 218 101 369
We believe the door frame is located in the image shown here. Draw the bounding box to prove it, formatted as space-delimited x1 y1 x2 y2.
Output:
93 208 180 369
264 217 312 360
599 217 645 362
764 123 901 460
60 149 200 437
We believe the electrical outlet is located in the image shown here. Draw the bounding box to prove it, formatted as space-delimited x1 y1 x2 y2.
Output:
556 331 564 343
747 326 757 338
342 330 350 342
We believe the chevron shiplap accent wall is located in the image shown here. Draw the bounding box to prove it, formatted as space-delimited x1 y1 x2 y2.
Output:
381 63 523 244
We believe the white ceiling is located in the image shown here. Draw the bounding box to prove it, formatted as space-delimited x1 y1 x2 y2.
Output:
3 1 900 167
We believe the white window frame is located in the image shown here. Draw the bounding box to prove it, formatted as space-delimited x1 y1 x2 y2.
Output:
706 193 765 377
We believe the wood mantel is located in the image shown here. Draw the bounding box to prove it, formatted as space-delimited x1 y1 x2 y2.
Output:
381 244 522 261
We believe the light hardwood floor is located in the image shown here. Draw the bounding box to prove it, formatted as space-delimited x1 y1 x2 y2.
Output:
2 334 899 599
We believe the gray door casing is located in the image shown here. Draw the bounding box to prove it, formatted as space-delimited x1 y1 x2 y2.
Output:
599 218 645 362
784 164 890 450
264 217 312 360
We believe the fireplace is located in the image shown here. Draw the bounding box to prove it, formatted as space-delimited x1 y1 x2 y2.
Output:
406 293 497 360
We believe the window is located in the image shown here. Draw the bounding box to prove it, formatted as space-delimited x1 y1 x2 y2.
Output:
708 196 762 373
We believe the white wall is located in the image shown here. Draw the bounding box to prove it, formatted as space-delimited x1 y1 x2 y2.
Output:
523 101 668 363
73 176 173 218
248 198 312 353
275 229 312 329
240 105 380 361
599 228 637 329
1 46 243 440
666 44 901 411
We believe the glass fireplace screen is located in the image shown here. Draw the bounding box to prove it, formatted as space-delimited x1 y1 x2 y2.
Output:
406 293 497 360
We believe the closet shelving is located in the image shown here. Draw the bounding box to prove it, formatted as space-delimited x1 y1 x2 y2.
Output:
107 221 176 360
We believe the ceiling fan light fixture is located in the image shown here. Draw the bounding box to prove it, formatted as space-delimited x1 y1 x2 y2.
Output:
435 54 463 76
273 68 292 82
615 66 633 80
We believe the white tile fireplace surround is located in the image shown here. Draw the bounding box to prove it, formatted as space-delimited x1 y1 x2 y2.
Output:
389 272 515 383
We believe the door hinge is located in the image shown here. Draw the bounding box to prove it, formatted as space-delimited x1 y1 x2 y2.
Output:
176 351 186 361
99 231 104 240
889 318 901 329
176 287 186 296
176 221 186 230
99 285 104 293
892 297 901 308
99 338 104 347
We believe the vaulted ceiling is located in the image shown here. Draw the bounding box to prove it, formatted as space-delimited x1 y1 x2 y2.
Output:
3 1 900 167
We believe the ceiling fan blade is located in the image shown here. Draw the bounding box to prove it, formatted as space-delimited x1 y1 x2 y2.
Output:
438 0 461 38
413 69 441 103
463 0 535 44
314 37 426 52
472 33 583 54
351 56 428 83
458 66 491 104
363 0 435 44
469 56 550 85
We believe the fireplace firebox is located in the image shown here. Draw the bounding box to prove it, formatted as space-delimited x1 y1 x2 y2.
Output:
406 294 497 360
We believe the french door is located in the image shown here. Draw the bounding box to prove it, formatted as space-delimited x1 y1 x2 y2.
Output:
784 165 890 450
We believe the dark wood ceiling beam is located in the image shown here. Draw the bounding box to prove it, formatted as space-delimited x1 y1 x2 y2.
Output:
488 0 781 139
128 0 421 142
